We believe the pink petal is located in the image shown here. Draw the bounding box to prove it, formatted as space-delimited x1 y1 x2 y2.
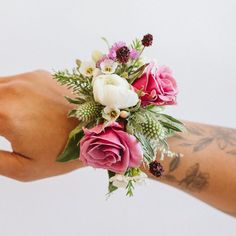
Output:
116 130 143 167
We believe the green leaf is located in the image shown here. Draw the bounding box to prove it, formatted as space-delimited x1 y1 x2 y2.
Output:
146 105 165 113
159 121 183 132
126 180 134 197
64 96 85 104
160 114 184 125
67 109 77 117
108 184 118 194
108 170 116 178
108 171 118 194
129 63 148 84
135 133 156 163
56 126 84 162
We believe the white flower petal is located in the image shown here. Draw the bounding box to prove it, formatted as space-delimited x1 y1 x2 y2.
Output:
102 107 120 122
109 174 129 188
100 59 118 74
79 61 96 77
93 74 139 109
132 172 148 185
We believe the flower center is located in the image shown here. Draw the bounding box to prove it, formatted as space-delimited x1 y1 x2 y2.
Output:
110 110 118 118
86 67 94 75
104 66 112 72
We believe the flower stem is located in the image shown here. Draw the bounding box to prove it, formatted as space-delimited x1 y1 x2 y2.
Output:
128 46 146 73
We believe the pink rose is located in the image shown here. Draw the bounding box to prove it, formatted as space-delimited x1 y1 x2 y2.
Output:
79 122 143 173
132 62 178 106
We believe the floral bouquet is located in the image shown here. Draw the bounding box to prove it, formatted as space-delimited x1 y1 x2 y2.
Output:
53 34 185 196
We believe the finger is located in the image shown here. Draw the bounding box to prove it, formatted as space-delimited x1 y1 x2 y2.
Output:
0 117 12 142
0 150 31 181
0 121 8 140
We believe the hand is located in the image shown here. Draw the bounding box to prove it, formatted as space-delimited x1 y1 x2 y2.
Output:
0 70 84 181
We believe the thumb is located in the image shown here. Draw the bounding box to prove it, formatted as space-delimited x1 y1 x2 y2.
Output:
0 150 31 181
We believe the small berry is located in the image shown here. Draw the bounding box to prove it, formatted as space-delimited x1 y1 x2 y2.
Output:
149 161 164 177
116 46 130 63
142 34 153 47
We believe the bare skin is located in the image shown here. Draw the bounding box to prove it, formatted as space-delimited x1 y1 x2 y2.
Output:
142 122 236 216
0 71 235 216
0 70 84 181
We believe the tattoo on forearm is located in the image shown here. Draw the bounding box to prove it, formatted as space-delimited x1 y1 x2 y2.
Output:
178 125 236 155
163 155 209 192
178 163 209 191
227 150 236 156
161 124 236 191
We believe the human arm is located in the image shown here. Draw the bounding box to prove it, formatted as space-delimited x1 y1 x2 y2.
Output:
0 70 235 216
142 121 236 216
0 70 85 181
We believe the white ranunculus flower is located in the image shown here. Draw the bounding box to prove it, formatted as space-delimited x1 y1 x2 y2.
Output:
79 61 99 77
100 59 118 74
93 74 139 109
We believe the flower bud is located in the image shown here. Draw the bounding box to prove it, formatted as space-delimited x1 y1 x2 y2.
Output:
75 59 81 67
91 50 103 63
141 34 153 47
120 110 130 118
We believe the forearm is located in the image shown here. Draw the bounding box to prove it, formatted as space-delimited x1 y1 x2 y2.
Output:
143 121 236 215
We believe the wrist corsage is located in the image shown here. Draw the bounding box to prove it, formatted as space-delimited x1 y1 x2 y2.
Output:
53 34 185 196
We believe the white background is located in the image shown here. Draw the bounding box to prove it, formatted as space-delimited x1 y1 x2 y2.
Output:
0 0 236 235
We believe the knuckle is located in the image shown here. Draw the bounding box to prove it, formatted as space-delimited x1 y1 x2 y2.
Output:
1 80 28 95
18 69 52 83
34 69 50 74
31 69 51 78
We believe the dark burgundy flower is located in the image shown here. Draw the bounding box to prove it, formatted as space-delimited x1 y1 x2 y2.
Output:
142 34 153 47
149 161 164 177
116 46 130 63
